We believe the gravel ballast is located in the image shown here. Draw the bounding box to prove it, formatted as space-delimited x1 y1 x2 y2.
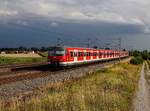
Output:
0 59 127 102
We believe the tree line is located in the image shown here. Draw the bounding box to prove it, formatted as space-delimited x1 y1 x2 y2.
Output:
130 50 150 65
0 46 51 53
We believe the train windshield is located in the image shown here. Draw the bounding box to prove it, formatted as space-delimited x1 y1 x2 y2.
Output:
48 47 65 56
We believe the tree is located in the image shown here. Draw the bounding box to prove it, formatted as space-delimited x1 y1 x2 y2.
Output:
142 50 149 60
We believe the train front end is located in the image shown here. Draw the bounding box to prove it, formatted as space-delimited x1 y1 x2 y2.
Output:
48 46 66 67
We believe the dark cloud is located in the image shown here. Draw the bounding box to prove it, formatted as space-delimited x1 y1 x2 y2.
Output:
0 0 150 49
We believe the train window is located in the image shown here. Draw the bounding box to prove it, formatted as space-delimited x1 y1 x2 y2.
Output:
94 52 97 56
86 52 89 56
70 52 73 57
55 51 65 56
48 50 65 56
82 52 84 56
99 52 102 56
84 52 86 56
80 52 82 56
78 52 80 57
79 52 83 57
74 52 77 57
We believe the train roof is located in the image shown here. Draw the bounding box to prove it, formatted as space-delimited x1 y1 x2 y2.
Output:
49 46 128 52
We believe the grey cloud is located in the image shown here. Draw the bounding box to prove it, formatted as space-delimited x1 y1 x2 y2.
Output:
0 0 149 31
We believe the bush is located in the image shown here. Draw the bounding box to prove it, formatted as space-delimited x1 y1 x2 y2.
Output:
130 56 143 65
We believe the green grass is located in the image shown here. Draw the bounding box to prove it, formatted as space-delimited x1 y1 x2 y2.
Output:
0 56 47 64
0 63 141 111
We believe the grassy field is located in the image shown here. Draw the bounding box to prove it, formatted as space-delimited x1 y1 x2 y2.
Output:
0 56 47 64
0 62 141 111
0 53 41 58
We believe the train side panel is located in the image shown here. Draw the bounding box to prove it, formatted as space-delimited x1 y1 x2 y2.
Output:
48 46 129 67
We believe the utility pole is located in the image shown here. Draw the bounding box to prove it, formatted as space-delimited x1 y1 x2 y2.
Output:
118 37 121 61
56 38 63 46
87 38 90 48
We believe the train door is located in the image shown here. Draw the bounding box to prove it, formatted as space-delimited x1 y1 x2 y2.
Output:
86 49 90 61
97 50 99 59
93 50 97 60
108 51 110 58
100 50 103 59
91 50 93 60
77 49 84 62
84 49 86 62
104 51 106 58
69 50 74 62
99 51 102 59
74 49 78 63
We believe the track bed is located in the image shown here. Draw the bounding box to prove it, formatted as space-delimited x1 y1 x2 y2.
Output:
0 58 130 102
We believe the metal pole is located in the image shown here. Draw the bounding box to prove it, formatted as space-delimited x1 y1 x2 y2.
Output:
118 38 121 61
87 38 90 48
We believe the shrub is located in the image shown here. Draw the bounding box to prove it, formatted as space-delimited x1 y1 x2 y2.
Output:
130 56 143 65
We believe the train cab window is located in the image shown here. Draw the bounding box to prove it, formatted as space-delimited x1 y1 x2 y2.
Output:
84 52 86 56
48 50 65 56
56 51 65 56
70 52 73 57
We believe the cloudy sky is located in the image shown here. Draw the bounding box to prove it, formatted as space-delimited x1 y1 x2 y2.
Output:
0 0 150 50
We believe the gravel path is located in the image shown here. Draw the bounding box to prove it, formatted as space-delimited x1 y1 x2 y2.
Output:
133 63 150 111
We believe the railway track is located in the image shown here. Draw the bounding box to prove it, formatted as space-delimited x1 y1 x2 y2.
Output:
0 60 113 86
0 63 52 85
0 71 49 85
0 62 48 73
0 62 45 68
0 58 130 86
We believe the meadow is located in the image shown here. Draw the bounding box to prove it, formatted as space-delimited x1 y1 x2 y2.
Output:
0 54 47 64
0 62 141 111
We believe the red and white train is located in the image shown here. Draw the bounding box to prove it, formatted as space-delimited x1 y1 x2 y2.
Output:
48 46 129 67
